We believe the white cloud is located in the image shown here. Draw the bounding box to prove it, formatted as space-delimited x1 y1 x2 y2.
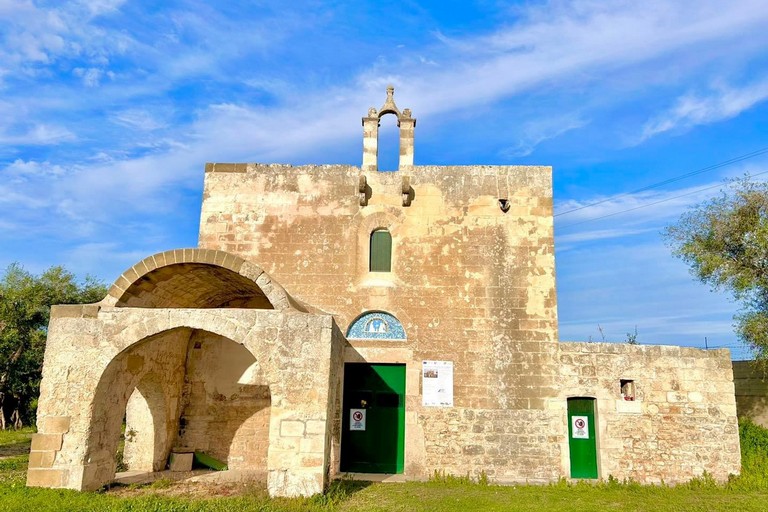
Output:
109 109 166 131
73 67 105 87
639 78 768 141
0 124 76 145
5 159 66 179
501 115 588 157
556 184 721 229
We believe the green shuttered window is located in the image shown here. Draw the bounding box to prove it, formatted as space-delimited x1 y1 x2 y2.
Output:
370 230 392 272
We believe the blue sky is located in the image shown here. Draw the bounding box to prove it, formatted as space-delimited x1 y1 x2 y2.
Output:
2 0 767 358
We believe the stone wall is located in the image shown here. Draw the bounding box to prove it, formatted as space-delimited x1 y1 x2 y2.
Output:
418 408 562 483
558 342 740 483
176 331 271 471
199 163 560 480
732 361 768 427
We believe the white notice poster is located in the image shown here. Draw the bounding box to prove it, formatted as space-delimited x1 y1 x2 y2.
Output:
572 416 589 439
422 360 454 407
349 409 366 431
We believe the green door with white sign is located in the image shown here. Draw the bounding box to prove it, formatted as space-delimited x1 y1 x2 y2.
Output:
340 363 405 473
567 397 598 478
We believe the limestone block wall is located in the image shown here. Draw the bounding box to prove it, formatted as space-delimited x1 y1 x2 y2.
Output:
416 408 562 483
28 306 190 488
198 163 558 406
198 163 560 479
114 329 190 473
29 301 343 498
176 331 271 471
558 343 740 483
732 361 768 427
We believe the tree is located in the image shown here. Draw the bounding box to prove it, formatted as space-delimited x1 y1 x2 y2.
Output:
0 263 107 428
665 176 768 358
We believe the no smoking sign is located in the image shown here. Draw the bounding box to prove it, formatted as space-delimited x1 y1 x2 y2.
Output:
349 408 366 431
572 415 589 439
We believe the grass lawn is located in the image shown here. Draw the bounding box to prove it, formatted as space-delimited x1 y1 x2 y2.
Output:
2 421 768 511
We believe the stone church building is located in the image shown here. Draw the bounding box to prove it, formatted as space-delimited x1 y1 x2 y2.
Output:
27 88 740 497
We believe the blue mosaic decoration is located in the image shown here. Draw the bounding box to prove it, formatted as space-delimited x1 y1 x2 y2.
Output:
346 311 406 340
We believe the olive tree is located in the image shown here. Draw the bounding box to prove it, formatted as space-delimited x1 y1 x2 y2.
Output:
0 264 106 428
665 177 768 359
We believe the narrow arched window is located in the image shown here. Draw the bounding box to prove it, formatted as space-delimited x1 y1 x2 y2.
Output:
370 229 392 272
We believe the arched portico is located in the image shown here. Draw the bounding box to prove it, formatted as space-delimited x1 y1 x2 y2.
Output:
102 248 305 311
28 249 343 498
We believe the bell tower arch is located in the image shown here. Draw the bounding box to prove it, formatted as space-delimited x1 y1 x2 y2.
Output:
362 86 417 172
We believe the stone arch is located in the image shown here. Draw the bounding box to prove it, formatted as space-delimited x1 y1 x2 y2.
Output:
122 373 169 472
101 248 304 311
81 322 273 490
362 86 416 172
82 328 191 489
106 309 256 356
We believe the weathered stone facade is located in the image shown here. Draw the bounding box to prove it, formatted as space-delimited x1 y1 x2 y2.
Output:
733 361 768 427
28 88 740 497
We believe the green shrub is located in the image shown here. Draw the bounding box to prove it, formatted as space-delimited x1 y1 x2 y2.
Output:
727 417 768 490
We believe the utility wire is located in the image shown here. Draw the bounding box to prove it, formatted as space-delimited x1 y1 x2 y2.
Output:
555 146 768 218
558 168 768 230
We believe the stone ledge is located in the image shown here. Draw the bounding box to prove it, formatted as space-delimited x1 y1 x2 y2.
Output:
615 399 643 414
50 304 100 319
205 163 248 173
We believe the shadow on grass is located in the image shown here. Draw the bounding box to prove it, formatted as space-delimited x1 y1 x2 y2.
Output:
0 441 31 458
309 478 372 506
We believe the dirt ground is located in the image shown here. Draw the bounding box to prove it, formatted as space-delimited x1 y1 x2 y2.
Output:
105 470 269 499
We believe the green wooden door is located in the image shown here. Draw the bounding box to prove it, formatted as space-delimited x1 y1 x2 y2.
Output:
567 397 598 479
340 363 405 473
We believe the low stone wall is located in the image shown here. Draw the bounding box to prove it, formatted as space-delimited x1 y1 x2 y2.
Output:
733 361 768 427
558 342 740 483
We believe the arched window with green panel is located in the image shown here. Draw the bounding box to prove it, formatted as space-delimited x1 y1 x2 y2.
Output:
369 229 392 272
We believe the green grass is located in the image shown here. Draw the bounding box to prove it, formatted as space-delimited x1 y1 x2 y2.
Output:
0 426 33 447
2 420 768 511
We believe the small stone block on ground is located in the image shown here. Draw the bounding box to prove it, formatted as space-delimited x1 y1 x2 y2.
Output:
169 452 194 472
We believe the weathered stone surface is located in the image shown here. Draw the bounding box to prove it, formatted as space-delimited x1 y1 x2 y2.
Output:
558 343 739 483
27 469 66 488
169 452 193 472
30 434 63 452
733 361 768 427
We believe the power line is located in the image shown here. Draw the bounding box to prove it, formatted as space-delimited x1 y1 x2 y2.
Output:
555 146 768 218
557 168 768 230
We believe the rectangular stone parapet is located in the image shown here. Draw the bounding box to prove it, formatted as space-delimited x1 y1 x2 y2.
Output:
205 162 248 173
